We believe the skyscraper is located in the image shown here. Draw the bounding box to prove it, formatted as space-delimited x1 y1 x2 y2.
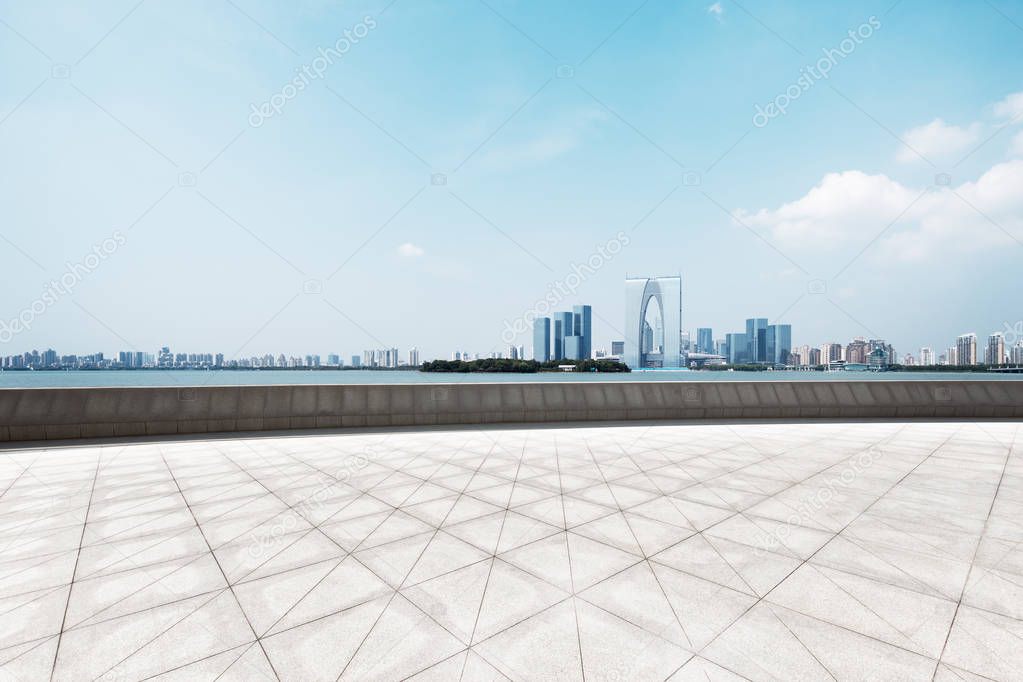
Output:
564 336 583 360
533 317 551 362
554 311 573 360
919 347 934 365
986 333 1005 366
1011 341 1023 364
624 276 682 368
820 343 842 366
745 318 768 363
725 332 746 364
696 328 713 354
956 333 977 366
846 338 870 364
766 324 792 365
572 305 592 359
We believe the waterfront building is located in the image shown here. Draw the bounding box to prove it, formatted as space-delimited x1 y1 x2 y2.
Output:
624 276 682 368
956 333 977 366
725 332 746 364
553 311 573 360
986 333 1005 366
919 347 934 365
533 317 551 362
696 328 713 354
846 338 870 365
745 318 768 363
408 348 420 366
766 324 792 365
572 305 592 359
867 346 890 368
820 343 842 365
565 336 583 361
611 340 624 356
1011 341 1023 364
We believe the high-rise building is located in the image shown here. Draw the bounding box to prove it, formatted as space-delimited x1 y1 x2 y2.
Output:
846 338 870 364
919 347 934 365
956 333 977 366
611 341 624 356
564 336 583 360
408 348 420 366
795 344 812 367
625 276 682 368
696 328 713 354
765 324 792 365
533 317 550 362
986 333 1005 366
553 311 573 360
745 318 768 363
1011 341 1023 364
572 305 592 359
820 343 842 366
350 355 361 368
725 332 746 364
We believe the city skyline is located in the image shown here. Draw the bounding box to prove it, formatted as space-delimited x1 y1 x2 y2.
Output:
2 3 1022 361
7 321 1023 370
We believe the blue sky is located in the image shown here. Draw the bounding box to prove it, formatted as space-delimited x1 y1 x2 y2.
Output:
1 0 1022 361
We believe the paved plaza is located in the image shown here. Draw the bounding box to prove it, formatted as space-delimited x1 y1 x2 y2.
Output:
0 420 1020 680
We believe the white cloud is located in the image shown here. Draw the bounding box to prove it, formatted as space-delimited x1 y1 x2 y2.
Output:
397 242 424 258
737 170 919 247
737 160 1023 263
896 118 981 163
707 3 724 20
993 91 1023 120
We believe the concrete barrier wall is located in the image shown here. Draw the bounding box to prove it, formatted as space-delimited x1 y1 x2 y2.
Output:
1 380 1021 443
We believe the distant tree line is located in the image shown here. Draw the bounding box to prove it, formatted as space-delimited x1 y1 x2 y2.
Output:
420 358 630 373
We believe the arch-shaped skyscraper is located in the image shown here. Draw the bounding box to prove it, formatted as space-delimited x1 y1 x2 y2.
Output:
624 276 682 368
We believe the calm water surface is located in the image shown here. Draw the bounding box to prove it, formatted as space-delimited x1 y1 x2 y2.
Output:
1 369 1020 388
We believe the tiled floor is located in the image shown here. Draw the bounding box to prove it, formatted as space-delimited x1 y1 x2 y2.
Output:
0 421 1020 681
